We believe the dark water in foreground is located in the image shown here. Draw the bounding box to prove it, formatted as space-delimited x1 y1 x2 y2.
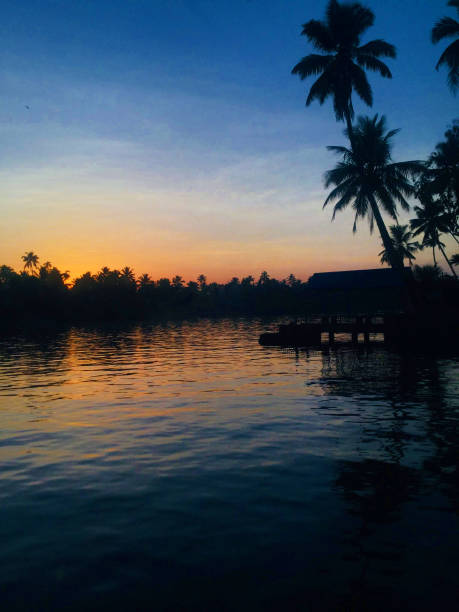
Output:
1 318 458 611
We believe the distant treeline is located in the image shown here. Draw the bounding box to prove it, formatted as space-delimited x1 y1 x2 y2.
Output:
0 264 315 321
1 260 458 323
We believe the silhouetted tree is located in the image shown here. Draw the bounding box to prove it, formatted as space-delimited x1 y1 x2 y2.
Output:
324 115 422 269
413 264 442 286
21 251 39 275
410 197 457 277
120 266 136 282
172 275 184 289
138 273 152 288
286 273 299 287
197 274 207 290
291 0 395 139
432 1 459 94
241 275 254 286
257 271 270 285
424 122 459 243
0 265 16 283
379 225 419 267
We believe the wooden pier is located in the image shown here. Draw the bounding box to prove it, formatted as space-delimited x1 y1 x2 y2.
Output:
259 314 404 346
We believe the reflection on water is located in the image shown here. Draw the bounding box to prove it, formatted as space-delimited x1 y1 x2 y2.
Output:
0 318 457 610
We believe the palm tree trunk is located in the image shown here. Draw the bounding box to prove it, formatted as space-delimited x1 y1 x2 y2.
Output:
438 243 458 278
368 195 403 269
432 246 437 266
344 107 354 147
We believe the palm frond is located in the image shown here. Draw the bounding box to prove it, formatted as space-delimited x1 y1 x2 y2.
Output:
326 145 351 156
306 71 334 106
432 16 459 44
350 63 373 106
356 39 396 58
323 176 357 202
291 54 333 78
301 19 335 51
355 54 392 78
436 38 459 92
331 189 358 219
386 160 425 178
375 187 398 218
324 163 357 188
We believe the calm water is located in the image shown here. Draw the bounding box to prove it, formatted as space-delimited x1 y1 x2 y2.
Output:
1 318 458 610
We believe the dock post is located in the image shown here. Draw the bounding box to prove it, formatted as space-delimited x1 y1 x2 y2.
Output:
352 331 358 343
330 315 336 344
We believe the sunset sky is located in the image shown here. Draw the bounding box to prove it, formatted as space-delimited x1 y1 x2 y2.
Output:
1 0 457 282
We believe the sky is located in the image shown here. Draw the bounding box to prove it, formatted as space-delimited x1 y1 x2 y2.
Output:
1 0 457 282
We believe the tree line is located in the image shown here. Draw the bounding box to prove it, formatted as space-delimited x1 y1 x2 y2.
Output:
0 259 310 320
291 0 458 276
0 254 457 323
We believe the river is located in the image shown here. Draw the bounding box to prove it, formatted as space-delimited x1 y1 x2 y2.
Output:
1 318 458 610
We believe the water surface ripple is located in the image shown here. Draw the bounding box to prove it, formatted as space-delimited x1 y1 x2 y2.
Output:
1 318 458 610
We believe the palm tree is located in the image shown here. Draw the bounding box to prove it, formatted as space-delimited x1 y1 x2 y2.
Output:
291 0 396 139
451 253 459 265
138 273 152 288
258 271 270 285
324 115 422 269
120 266 135 282
21 251 39 274
428 122 459 199
410 197 457 278
379 225 419 267
432 1 459 94
197 274 207 290
172 275 184 288
424 122 459 242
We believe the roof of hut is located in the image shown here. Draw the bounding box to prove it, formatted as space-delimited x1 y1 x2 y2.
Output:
308 268 409 290
305 268 411 315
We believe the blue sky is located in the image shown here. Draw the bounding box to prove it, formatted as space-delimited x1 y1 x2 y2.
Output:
1 0 457 279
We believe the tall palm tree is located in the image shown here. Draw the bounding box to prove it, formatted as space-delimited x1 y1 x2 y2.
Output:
432 1 459 94
291 0 396 139
21 251 39 274
324 115 422 269
410 197 457 277
379 225 419 267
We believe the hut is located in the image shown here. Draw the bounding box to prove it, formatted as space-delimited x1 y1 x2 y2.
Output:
259 268 414 346
304 267 412 316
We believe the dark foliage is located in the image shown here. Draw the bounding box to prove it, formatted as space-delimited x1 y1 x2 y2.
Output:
0 265 313 322
432 1 459 93
1 261 457 325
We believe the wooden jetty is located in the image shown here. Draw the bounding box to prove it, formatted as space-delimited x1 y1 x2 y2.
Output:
259 268 418 347
259 313 403 346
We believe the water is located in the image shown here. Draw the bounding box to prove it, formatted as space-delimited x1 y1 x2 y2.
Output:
0 318 458 610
